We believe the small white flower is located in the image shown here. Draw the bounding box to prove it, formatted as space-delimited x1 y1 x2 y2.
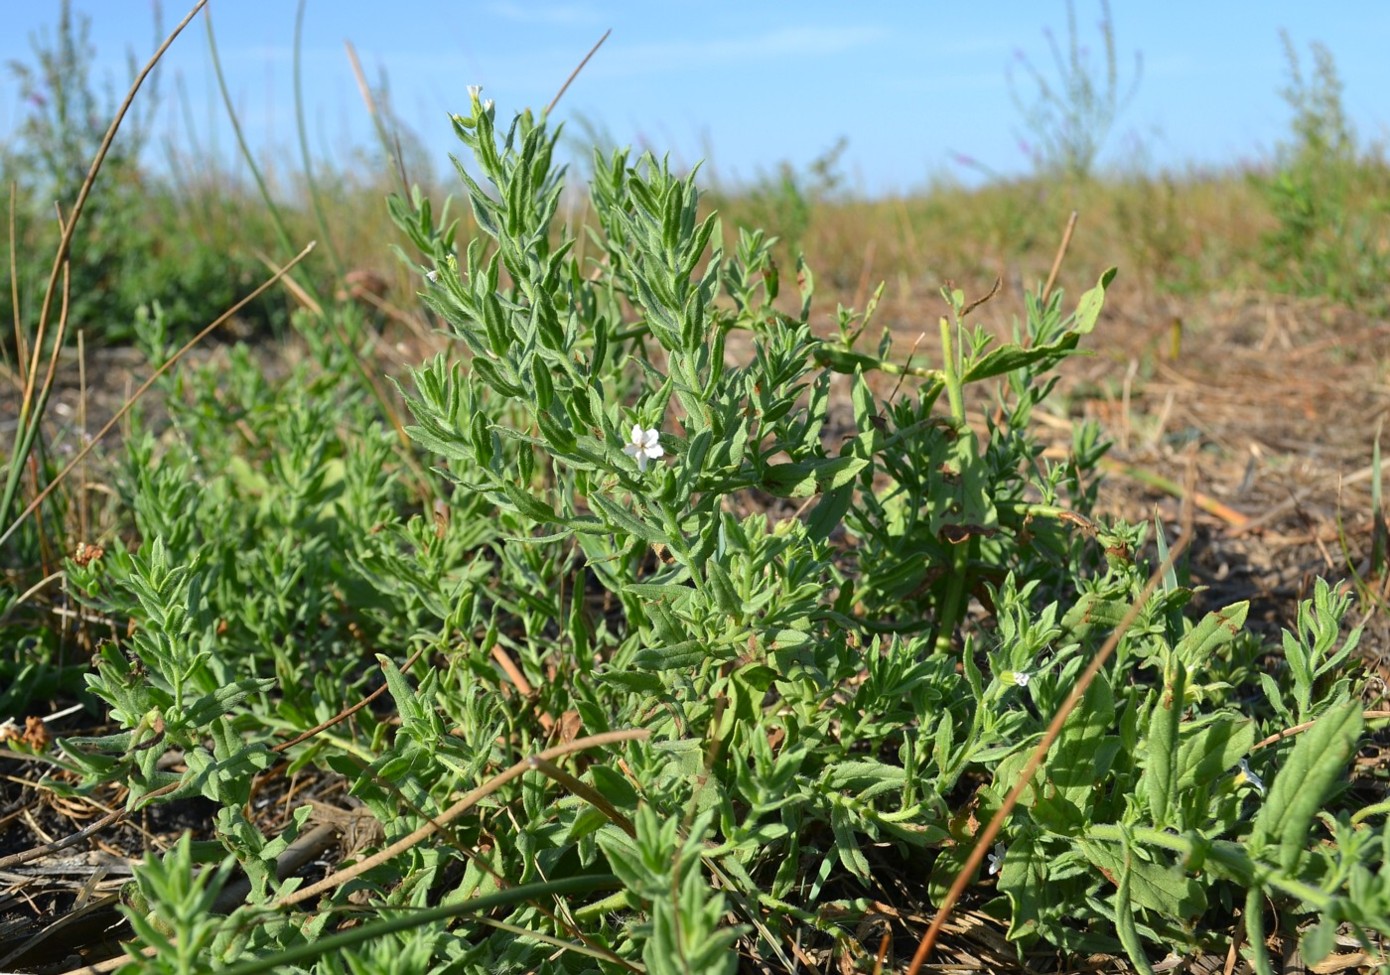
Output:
623 424 664 472
987 843 1006 876
1237 758 1266 796
425 269 439 284
466 85 493 112
1012 671 1031 688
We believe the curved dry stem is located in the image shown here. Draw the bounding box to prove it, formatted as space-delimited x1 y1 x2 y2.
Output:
270 646 425 754
1253 708 1390 753
274 727 650 910
22 0 209 407
2 0 209 542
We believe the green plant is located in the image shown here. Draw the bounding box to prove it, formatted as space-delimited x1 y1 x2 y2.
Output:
26 89 1390 975
1007 0 1142 181
381 92 1387 969
0 1 291 349
1254 34 1390 307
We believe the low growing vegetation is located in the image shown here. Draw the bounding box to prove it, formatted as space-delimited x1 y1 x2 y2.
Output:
2 4 1389 974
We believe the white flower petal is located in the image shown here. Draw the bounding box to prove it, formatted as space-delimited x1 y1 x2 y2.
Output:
622 424 663 472
987 843 1006 875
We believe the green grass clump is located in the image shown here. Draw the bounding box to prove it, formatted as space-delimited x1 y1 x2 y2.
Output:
1251 34 1390 309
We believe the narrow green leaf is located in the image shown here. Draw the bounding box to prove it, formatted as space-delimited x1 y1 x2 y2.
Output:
500 482 560 523
705 561 741 617
1111 833 1158 975
1142 665 1184 829
806 481 854 543
962 337 1081 384
590 494 665 543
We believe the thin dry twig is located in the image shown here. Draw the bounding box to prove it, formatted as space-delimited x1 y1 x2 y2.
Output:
1252 709 1390 753
1041 209 1079 305
344 39 410 195
270 646 425 754
17 0 209 434
545 29 612 116
275 728 649 910
0 780 181 872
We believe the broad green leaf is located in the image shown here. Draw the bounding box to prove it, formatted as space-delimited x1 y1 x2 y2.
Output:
823 760 907 794
588 765 640 811
767 628 811 650
1300 915 1339 967
632 640 727 671
1072 267 1117 334
805 481 854 543
996 831 1047 942
1249 700 1362 872
595 669 664 694
1046 672 1116 822
926 428 998 539
1062 590 1131 642
625 583 695 604
819 455 869 491
761 461 817 498
1077 834 1206 919
1174 602 1249 670
1173 713 1254 795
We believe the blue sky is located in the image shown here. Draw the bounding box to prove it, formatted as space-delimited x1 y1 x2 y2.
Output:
2 1 1388 195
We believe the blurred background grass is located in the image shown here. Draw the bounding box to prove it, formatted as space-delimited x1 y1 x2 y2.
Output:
1 1 1386 355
